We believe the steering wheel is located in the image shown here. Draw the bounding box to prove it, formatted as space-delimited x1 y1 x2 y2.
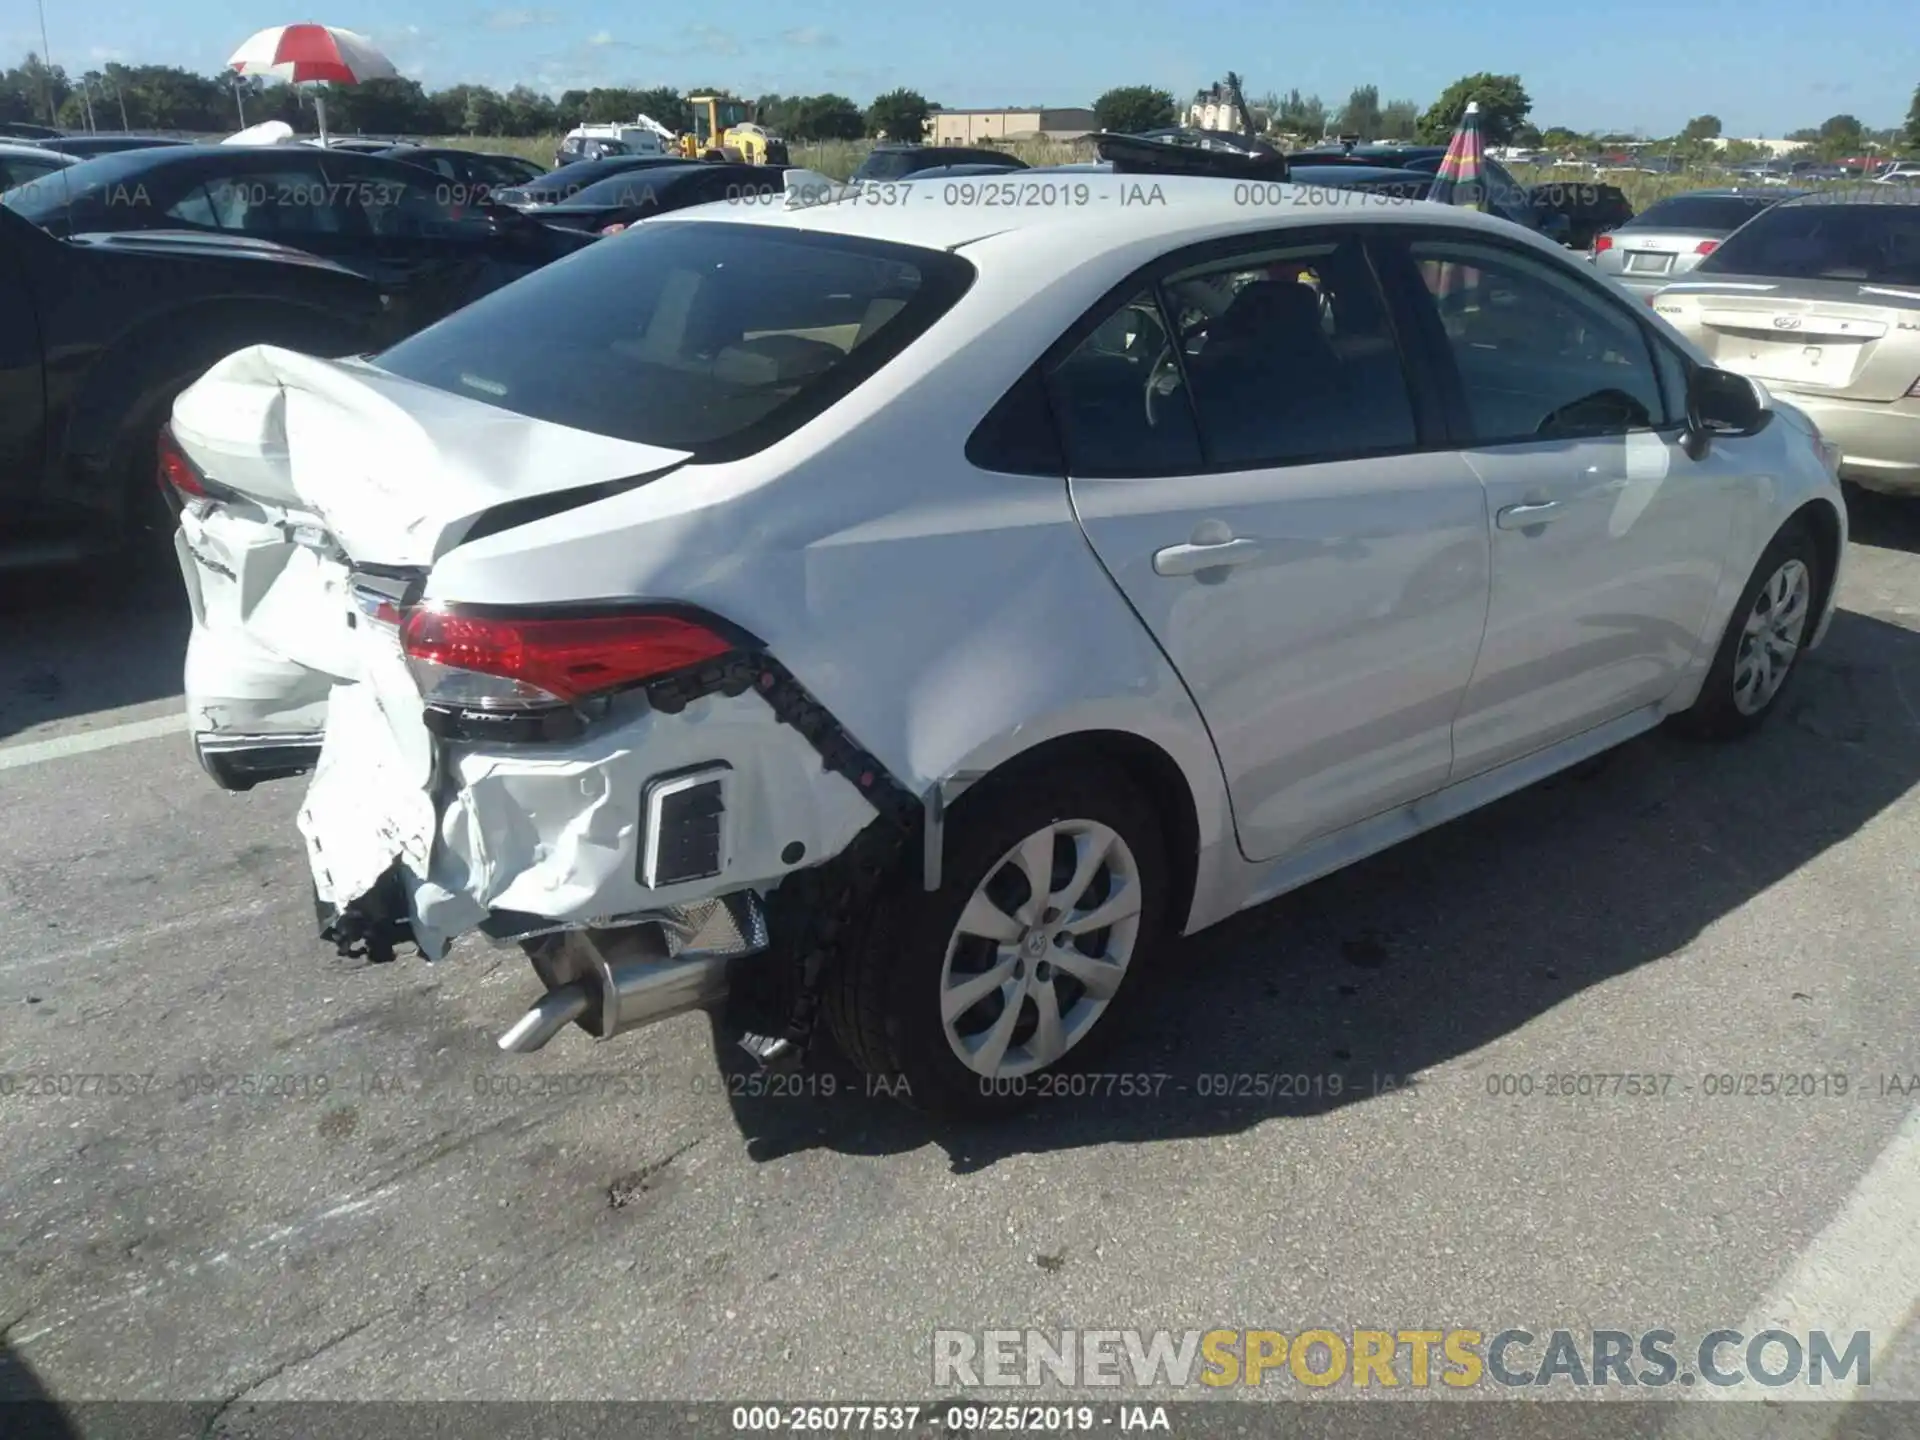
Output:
1143 317 1210 428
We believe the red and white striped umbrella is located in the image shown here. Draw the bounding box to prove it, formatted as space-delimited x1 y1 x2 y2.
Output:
227 24 396 86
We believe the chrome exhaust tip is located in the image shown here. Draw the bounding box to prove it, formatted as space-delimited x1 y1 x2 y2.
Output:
493 893 769 1053
496 981 593 1053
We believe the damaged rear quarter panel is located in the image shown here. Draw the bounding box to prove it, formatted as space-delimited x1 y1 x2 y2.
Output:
418 265 1234 927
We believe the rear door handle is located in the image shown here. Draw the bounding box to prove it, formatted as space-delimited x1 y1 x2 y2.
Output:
1495 500 1562 531
1153 537 1262 577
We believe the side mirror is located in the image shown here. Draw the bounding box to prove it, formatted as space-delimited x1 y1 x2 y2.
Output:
1682 365 1765 459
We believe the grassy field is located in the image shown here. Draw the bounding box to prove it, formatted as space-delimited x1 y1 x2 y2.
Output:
439 134 1801 212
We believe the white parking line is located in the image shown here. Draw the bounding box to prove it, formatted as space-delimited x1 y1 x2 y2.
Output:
1666 1105 1920 1436
0 714 187 771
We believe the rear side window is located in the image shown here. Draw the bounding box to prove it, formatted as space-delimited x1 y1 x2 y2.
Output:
1700 202 1920 285
374 220 975 456
1165 238 1417 468
1044 287 1203 475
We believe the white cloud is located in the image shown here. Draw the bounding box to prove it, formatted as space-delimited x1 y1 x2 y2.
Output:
682 24 741 57
88 45 125 62
586 30 616 46
780 26 833 47
484 8 557 28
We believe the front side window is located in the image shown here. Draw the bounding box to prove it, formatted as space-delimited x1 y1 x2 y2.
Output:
1408 237 1668 442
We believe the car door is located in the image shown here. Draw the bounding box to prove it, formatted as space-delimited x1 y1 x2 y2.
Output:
1056 229 1492 862
1379 229 1743 780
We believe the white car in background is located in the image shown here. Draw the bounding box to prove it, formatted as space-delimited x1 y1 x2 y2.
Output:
163 173 1846 1116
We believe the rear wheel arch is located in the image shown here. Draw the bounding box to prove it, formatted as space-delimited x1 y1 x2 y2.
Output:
945 728 1203 937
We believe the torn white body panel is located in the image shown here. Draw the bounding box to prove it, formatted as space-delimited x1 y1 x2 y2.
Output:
173 344 693 567
298 677 877 960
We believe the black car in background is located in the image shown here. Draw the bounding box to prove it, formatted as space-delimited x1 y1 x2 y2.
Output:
491 154 695 207
380 146 547 206
37 135 191 158
1528 179 1635 250
0 203 389 566
534 162 786 235
850 144 1029 182
2 144 596 336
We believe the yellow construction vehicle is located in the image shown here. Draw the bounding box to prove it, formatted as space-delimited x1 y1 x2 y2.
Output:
678 94 790 164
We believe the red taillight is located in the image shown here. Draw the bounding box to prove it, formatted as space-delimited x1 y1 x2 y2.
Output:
156 422 207 499
399 606 735 710
1695 239 1720 256
1592 234 1613 254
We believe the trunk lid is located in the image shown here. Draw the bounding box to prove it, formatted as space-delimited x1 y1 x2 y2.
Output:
171 344 694 567
1656 277 1920 401
1602 229 1721 280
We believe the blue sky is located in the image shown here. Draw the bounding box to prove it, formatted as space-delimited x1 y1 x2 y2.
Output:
20 0 1918 137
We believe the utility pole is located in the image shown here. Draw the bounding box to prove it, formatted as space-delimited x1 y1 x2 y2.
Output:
34 0 57 125
114 73 130 131
233 78 247 129
81 79 96 131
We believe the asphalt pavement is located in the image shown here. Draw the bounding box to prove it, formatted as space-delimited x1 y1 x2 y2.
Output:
3 493 1919 1431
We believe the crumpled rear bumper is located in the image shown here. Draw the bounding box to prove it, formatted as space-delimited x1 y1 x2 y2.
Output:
301 664 896 963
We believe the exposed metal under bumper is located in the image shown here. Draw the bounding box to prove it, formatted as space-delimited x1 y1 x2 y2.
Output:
195 732 325 792
498 891 770 1052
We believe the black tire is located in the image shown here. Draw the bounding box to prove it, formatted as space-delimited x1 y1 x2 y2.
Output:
1670 520 1821 741
824 760 1170 1119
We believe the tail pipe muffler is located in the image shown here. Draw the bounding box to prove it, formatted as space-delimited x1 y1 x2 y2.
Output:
495 892 769 1053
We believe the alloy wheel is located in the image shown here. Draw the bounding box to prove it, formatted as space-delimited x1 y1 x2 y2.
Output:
1733 558 1811 716
938 819 1144 1079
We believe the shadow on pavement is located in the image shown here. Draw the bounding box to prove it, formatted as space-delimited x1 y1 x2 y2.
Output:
1844 482 1920 555
0 1338 80 1439
710 607 1920 1171
0 558 189 743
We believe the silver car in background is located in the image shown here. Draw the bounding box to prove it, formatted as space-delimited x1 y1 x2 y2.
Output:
1594 189 1803 296
1652 187 1920 494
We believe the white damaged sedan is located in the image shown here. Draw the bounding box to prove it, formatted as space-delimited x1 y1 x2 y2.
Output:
167 175 1846 1115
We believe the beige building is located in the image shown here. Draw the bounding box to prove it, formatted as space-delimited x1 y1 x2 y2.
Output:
926 107 1100 144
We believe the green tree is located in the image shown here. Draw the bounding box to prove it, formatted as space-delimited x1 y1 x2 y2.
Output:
1271 88 1328 138
1720 138 1768 164
787 93 864 141
1417 72 1533 146
1539 126 1586 152
1906 84 1920 152
1815 112 1865 158
632 86 692 132
866 87 931 141
1679 114 1722 142
1341 83 1381 140
1377 99 1420 141
1092 84 1176 134
462 87 507 135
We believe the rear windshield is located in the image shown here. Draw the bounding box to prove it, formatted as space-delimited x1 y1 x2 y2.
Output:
1699 202 1920 284
374 220 975 455
1627 195 1776 232
1 147 176 226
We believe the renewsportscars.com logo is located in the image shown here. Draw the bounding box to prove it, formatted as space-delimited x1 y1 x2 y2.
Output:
932 1328 1874 1391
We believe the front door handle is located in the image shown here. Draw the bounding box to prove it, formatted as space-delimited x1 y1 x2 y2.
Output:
1495 500 1562 531
1153 537 1262 577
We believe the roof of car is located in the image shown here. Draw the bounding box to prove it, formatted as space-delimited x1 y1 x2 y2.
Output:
0 141 76 161
1784 185 1920 206
659 171 1525 258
